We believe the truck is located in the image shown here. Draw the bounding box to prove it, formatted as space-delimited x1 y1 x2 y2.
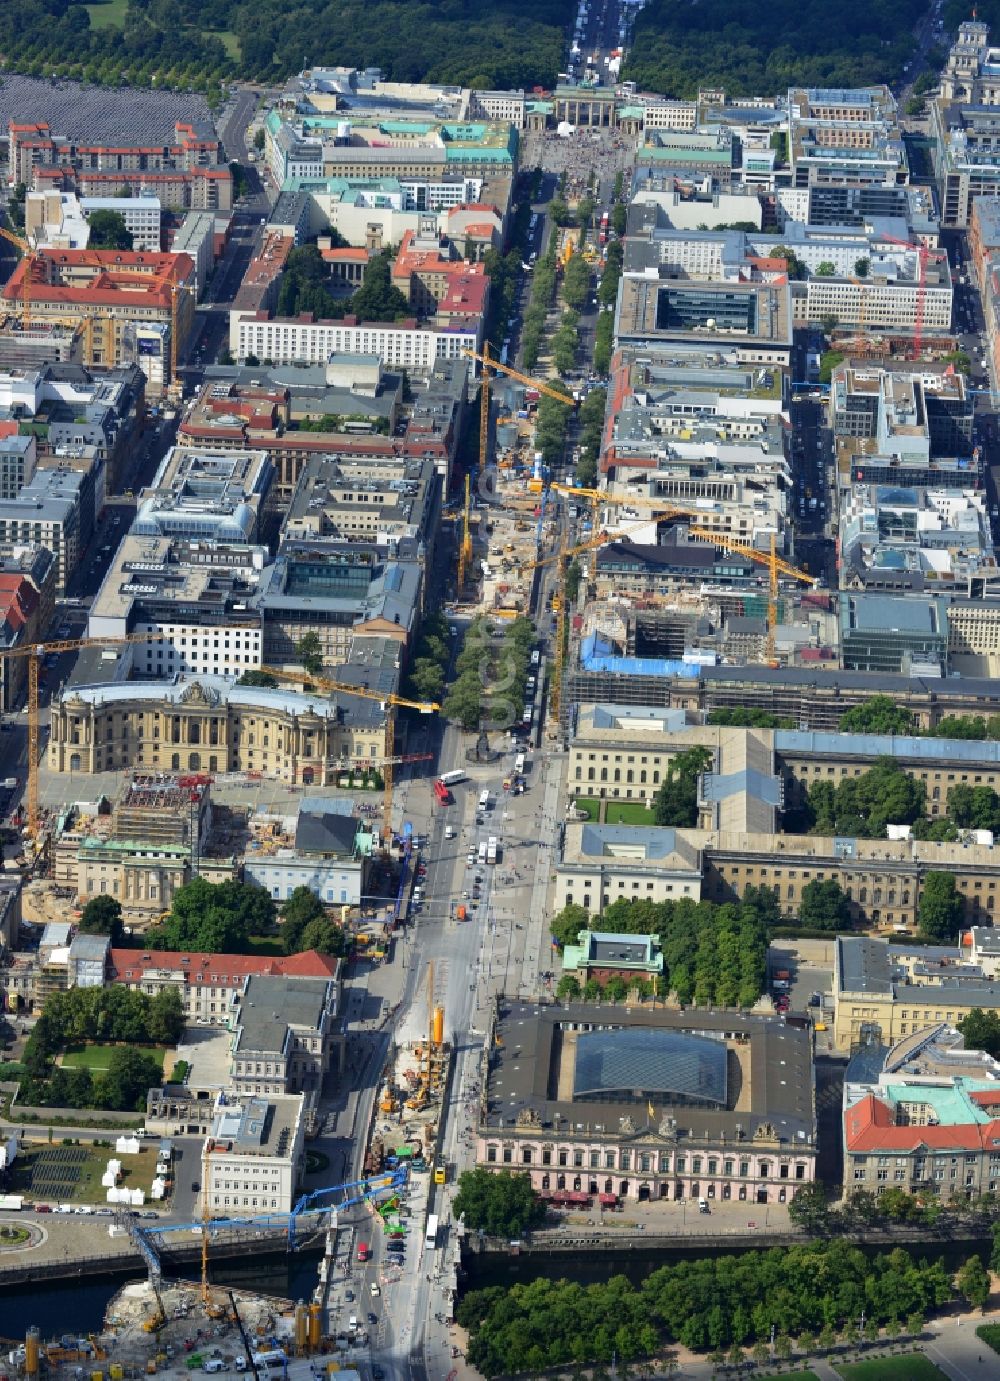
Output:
357 1241 371 1262
599 211 610 246
439 770 466 786
487 835 499 864
0 1194 22 1210
433 779 452 805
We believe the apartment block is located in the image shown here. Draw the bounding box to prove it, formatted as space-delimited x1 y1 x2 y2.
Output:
0 249 195 393
229 311 479 372
10 118 231 212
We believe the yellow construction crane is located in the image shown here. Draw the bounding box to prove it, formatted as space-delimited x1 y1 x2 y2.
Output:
462 347 577 409
0 634 165 832
531 501 816 675
458 473 473 594
0 225 33 328
169 282 193 402
261 666 439 846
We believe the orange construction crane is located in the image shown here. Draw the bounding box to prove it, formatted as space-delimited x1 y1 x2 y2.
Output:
262 666 438 846
0 225 33 328
0 634 163 833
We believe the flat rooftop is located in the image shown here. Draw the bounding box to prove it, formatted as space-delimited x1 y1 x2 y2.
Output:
211 1095 300 1158
616 274 793 350
234 974 332 1055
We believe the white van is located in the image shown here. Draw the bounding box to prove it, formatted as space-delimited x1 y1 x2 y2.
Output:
204 1361 227 1374
445 824 456 839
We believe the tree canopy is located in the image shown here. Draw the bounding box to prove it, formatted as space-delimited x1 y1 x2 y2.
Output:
652 746 713 827
276 246 408 326
550 890 772 1008
453 1168 546 1237
840 696 915 735
958 1008 1000 1061
918 871 964 942
806 758 925 838
456 1240 952 1377
799 878 852 932
78 895 125 945
87 209 133 250
146 877 276 954
19 986 183 1111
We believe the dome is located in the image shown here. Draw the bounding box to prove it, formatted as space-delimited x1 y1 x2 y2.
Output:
572 1028 728 1106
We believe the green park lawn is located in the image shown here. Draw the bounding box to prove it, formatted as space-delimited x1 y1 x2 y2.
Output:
573 796 655 825
61 1042 165 1073
245 934 285 957
836 1356 949 1381
84 0 127 29
203 29 241 61
8 1144 159 1205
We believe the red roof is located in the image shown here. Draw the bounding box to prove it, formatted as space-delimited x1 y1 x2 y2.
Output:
2 249 193 311
844 1092 1000 1153
321 247 370 263
0 575 37 634
109 946 339 987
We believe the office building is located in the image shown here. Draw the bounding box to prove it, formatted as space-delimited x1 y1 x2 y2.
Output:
614 273 793 366
204 1095 305 1215
87 532 265 680
834 935 1000 1052
231 973 339 1096
839 593 950 672
110 945 340 1024
844 1022 1000 1202
229 311 479 372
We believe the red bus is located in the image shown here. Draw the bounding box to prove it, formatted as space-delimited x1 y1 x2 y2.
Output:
433 779 452 805
599 211 609 246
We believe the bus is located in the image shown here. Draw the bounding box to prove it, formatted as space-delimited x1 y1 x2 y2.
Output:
425 1214 439 1248
433 779 452 805
599 210 610 246
439 769 466 786
478 789 491 811
478 841 488 864
487 835 498 864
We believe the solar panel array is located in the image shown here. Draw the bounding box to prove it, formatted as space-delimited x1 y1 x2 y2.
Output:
28 1145 88 1198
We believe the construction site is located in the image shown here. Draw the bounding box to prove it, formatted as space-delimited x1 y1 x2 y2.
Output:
2 1281 343 1381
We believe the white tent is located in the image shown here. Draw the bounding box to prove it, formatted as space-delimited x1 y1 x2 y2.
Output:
116 1136 140 1155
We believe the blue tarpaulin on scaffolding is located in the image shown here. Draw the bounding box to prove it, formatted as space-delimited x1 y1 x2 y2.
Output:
579 633 702 678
